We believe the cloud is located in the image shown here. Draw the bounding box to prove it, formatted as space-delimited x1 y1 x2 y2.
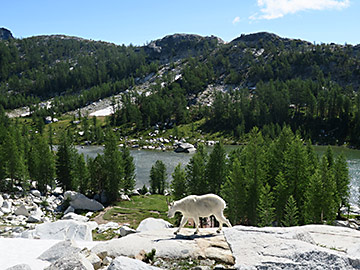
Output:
232 16 241 24
251 0 350 19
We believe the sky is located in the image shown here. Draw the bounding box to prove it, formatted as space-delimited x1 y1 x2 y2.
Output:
1 0 359 46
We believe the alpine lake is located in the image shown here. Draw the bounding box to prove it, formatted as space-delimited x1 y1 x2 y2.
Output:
76 145 360 205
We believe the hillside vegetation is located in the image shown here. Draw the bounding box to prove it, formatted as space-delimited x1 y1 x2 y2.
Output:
1 30 360 146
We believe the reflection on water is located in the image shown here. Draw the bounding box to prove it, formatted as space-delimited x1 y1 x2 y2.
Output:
75 145 360 204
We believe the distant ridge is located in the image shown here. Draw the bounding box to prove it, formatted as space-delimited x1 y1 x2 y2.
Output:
0 27 14 40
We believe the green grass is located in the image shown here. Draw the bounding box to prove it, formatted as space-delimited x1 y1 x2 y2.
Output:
103 195 177 229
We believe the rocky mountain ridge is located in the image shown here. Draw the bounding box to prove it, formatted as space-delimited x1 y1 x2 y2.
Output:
0 27 13 40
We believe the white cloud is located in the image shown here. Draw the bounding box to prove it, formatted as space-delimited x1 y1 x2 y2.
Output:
232 16 241 24
251 0 350 19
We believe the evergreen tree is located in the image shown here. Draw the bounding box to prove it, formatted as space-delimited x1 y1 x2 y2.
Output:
186 144 208 195
282 195 299 227
257 183 275 227
88 154 106 195
333 154 350 215
171 163 187 200
319 155 337 223
304 169 323 224
75 154 89 194
31 134 56 193
149 160 166 194
273 171 288 223
149 160 167 194
2 129 27 190
121 146 136 193
56 132 77 191
283 135 309 222
243 128 266 225
206 141 228 195
103 130 124 202
221 157 248 225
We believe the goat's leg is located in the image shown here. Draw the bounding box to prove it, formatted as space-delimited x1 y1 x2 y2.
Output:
193 216 200 234
175 216 188 235
214 212 232 233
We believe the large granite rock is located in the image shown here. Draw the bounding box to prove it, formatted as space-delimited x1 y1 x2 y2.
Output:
21 220 94 241
5 264 32 270
108 256 161 270
38 240 81 263
92 227 234 265
136 217 173 232
224 225 360 270
44 253 94 270
64 191 104 211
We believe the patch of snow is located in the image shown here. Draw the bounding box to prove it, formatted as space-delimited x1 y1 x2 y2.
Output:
89 106 114 117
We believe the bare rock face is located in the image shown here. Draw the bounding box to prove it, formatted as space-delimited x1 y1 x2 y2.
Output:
92 227 235 266
136 217 173 232
64 191 104 211
107 256 161 270
0 28 14 40
224 225 360 270
21 220 94 241
38 240 81 263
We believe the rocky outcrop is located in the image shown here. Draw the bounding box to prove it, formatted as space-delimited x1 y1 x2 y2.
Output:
107 256 161 270
136 217 173 232
145 33 223 63
64 191 104 211
174 142 196 153
0 28 14 40
21 220 95 241
91 228 234 265
224 225 360 270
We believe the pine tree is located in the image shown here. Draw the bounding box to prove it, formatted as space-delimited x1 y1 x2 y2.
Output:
283 135 309 223
121 146 136 193
206 141 228 195
150 160 167 194
282 195 299 227
257 183 275 227
319 155 337 223
88 154 106 195
221 157 247 225
2 129 27 190
304 169 323 224
75 154 89 194
171 163 187 200
333 154 350 215
243 128 266 225
56 132 77 191
186 144 208 195
32 134 56 193
273 171 288 223
103 130 124 202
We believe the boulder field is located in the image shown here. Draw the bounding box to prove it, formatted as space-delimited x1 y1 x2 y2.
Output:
1 220 360 269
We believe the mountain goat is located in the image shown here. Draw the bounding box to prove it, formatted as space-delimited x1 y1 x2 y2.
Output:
167 194 232 235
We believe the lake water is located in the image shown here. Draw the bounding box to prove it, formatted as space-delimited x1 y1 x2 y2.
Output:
76 145 360 205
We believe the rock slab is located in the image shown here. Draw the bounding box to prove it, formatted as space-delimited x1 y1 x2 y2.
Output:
64 191 104 211
92 228 234 265
224 225 360 270
108 256 161 270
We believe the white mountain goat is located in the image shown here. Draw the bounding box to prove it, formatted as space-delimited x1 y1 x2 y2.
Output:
167 194 232 234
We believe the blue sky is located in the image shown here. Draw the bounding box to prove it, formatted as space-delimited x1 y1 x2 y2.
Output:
1 0 359 45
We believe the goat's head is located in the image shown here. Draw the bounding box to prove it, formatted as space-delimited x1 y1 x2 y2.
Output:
166 198 176 218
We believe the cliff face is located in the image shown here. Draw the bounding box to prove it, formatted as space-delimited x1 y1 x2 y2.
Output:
0 27 14 40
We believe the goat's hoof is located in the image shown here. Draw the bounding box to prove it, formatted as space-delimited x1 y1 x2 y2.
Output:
216 229 221 233
174 231 178 235
194 231 199 235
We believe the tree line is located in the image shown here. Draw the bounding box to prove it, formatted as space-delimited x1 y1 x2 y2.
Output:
0 108 135 202
169 126 350 226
